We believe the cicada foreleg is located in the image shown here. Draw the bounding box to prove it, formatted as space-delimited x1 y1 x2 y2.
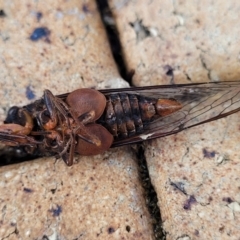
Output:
41 89 100 143
36 90 75 164
61 133 76 166
4 89 114 166
37 89 104 166
0 109 40 147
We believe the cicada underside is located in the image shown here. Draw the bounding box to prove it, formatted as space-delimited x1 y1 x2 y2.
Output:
1 81 240 166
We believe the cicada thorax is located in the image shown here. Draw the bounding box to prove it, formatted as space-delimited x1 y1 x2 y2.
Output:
97 93 182 140
66 88 113 156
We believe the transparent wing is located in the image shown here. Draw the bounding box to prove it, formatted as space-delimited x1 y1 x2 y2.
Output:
101 81 240 147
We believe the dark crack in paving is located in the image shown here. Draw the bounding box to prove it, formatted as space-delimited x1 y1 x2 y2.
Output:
96 1 165 239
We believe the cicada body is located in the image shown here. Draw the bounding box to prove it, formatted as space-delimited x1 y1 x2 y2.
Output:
1 81 240 166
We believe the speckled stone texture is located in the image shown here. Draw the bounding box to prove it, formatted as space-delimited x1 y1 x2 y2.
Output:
147 116 240 239
109 0 240 239
0 149 153 239
110 0 240 86
0 0 154 239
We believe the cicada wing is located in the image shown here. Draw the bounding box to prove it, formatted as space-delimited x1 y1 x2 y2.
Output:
108 81 240 147
0 132 41 147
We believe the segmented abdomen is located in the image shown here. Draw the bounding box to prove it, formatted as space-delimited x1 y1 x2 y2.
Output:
97 93 158 139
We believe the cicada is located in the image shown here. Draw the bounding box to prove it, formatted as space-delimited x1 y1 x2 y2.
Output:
0 81 240 166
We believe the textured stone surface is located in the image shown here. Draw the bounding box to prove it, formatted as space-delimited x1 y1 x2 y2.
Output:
147 115 240 239
110 0 240 86
0 0 154 239
110 0 240 239
0 149 153 239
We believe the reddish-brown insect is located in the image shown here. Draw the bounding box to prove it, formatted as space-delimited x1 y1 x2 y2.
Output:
1 81 240 166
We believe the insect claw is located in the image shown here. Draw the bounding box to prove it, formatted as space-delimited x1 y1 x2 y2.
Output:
78 110 96 124
77 133 101 146
61 152 70 166
60 135 75 166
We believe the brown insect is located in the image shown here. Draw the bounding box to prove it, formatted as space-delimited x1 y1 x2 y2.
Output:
1 81 240 166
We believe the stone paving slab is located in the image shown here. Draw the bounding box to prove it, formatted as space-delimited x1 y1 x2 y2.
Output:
147 115 240 239
109 0 240 239
0 0 154 239
0 149 154 239
110 0 240 86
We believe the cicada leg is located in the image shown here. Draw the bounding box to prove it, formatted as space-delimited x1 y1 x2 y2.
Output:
44 90 101 142
61 134 76 166
0 130 40 146
0 109 40 146
75 124 113 156
36 89 113 166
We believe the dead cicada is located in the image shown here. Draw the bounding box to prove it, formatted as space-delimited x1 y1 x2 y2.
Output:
0 81 240 166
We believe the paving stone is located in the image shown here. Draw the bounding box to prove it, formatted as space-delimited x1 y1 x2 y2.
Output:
0 0 154 239
0 149 154 239
110 0 240 86
147 115 240 239
110 0 240 239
